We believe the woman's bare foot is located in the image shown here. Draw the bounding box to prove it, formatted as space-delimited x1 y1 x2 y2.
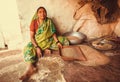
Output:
44 49 51 55
19 64 37 81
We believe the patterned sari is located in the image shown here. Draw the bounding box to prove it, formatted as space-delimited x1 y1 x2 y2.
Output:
24 18 69 63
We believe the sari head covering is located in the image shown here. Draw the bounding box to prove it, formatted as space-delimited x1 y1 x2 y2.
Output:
32 6 47 21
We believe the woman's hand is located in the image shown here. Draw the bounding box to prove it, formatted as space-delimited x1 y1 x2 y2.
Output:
57 42 63 49
36 47 42 58
53 34 63 48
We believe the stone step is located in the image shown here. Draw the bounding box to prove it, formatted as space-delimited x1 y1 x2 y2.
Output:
0 49 22 59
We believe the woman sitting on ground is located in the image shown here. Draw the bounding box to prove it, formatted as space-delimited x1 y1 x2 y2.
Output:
19 6 69 80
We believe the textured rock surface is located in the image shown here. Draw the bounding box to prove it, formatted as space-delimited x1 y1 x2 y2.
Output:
114 18 120 37
73 3 119 39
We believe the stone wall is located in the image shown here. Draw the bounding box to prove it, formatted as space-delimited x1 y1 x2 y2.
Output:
73 3 120 39
16 0 120 41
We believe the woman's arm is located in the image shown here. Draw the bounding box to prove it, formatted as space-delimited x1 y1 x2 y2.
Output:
30 31 38 47
30 31 42 58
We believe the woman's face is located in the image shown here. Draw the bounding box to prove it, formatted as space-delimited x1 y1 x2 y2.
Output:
37 8 47 20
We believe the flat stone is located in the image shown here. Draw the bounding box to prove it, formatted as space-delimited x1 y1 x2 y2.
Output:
75 45 110 66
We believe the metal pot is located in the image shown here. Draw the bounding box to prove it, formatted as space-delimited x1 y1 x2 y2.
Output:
63 32 86 45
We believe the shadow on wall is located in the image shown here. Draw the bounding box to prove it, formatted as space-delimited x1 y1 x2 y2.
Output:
91 0 120 24
0 31 8 50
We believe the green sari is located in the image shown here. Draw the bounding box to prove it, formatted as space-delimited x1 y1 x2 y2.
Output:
24 18 69 63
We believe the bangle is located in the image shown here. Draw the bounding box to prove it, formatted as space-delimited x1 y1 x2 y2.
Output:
56 41 60 44
35 45 39 48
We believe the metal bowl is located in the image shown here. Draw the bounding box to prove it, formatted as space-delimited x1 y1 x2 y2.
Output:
63 32 86 45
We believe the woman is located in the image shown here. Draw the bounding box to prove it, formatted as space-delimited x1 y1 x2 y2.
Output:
19 7 69 80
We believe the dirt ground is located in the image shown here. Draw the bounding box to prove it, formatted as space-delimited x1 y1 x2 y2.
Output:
64 53 120 82
0 48 120 82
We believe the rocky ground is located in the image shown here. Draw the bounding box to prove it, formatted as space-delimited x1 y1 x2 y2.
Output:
0 46 120 82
